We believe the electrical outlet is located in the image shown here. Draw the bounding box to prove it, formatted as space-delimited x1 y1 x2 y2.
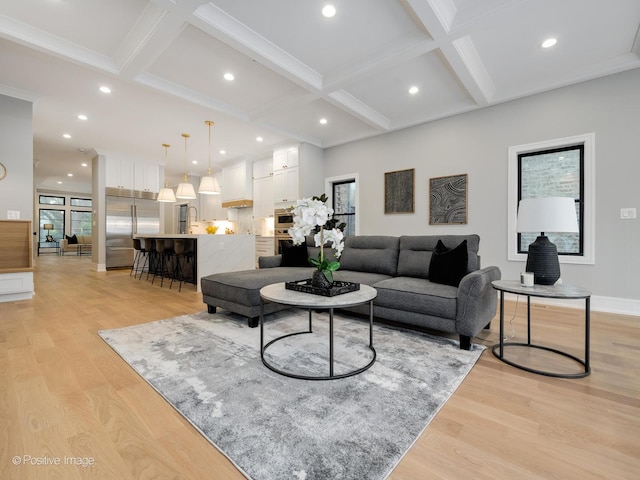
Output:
620 208 637 219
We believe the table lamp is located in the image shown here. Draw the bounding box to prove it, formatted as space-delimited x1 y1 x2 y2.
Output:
516 197 579 285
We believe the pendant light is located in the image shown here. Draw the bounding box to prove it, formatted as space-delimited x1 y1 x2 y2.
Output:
157 143 176 203
175 133 197 199
198 120 221 195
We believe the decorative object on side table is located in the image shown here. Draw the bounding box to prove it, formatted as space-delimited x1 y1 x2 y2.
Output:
287 194 350 292
516 196 579 285
43 223 54 242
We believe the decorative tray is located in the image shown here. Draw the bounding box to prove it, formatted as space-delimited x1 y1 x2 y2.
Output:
285 279 360 297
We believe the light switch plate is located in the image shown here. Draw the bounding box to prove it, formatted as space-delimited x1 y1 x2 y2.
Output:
620 208 637 219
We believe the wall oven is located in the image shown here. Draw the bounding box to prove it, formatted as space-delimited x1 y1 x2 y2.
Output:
274 208 294 254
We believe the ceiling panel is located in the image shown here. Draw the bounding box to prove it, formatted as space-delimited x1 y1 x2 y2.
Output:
147 25 307 114
0 0 148 57
209 0 430 75
343 50 475 126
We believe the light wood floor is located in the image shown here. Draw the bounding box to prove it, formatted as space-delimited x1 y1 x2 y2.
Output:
1 255 638 479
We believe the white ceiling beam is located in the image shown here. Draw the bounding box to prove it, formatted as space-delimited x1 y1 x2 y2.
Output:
402 0 493 106
328 90 391 131
192 3 323 91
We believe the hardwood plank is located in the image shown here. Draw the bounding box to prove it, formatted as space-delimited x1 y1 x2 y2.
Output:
1 254 638 479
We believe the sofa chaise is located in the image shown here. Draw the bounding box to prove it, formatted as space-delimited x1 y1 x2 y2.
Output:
201 235 501 349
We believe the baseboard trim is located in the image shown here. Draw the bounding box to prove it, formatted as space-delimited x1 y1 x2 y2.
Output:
502 292 640 317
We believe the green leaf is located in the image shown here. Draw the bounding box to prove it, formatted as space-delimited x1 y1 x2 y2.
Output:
323 270 334 283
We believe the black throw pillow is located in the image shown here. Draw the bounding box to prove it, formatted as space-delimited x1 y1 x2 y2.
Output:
281 242 309 267
66 234 78 245
428 239 468 287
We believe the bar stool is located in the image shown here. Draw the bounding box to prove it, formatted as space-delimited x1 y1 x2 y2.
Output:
171 239 195 292
153 238 175 287
130 238 146 277
142 237 158 280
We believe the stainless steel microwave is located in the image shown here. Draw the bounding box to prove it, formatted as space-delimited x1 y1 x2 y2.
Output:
274 208 294 227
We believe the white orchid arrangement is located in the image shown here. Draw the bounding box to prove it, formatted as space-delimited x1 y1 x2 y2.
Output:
288 194 346 283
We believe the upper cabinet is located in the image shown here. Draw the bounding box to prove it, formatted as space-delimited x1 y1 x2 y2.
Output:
105 159 134 190
272 144 323 205
106 159 159 193
134 164 159 193
273 148 299 171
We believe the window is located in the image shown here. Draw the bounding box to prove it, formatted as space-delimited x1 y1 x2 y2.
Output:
508 133 595 264
70 210 92 236
39 195 65 205
332 180 356 237
39 209 65 241
71 197 92 207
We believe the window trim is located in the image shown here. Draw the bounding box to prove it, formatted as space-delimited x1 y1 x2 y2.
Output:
508 133 595 265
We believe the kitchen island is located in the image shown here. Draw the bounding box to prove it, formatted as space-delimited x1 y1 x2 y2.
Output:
134 234 255 292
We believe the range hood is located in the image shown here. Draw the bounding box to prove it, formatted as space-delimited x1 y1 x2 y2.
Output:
222 199 254 208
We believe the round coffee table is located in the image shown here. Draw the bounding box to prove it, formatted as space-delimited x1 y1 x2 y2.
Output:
259 282 377 380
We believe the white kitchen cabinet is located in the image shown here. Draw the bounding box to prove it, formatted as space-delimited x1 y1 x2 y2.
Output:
253 175 274 219
272 147 299 171
253 157 273 179
134 163 159 193
105 159 134 190
272 167 299 204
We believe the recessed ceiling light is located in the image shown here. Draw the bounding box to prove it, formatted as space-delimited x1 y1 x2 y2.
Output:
408 86 419 95
57 181 62 184
99 86 111 94
67 173 73 177
224 72 235 81
322 5 336 17
192 160 198 165
219 150 226 155
319 118 328 125
77 114 88 120
541 38 557 48
256 136 263 142
81 163 88 167
63 133 71 139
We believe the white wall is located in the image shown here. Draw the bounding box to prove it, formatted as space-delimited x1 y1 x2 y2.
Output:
324 68 640 310
0 94 33 221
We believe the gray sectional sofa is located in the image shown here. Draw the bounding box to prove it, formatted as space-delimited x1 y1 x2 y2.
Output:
201 235 501 349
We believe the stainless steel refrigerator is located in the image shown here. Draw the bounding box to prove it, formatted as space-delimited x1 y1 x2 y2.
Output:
106 188 160 269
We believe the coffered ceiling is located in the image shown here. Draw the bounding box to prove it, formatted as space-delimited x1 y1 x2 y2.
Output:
1 0 639 193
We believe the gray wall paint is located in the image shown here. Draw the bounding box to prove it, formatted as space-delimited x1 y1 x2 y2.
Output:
324 68 640 302
0 94 33 221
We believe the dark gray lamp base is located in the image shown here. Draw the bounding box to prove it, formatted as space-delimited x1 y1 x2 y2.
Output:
525 235 560 285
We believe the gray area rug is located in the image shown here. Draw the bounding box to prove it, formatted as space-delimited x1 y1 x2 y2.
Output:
99 310 484 480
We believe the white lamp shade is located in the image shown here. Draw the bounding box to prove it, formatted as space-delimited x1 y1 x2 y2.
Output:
198 176 221 195
517 197 579 233
176 182 197 199
157 187 176 203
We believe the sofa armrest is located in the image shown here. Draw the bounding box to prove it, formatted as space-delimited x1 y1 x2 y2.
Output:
455 266 501 337
259 254 283 269
59 239 69 252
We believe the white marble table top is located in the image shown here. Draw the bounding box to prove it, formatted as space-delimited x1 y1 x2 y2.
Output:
492 280 591 299
260 282 377 308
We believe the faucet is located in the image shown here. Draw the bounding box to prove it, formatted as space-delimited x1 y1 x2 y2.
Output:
187 206 198 233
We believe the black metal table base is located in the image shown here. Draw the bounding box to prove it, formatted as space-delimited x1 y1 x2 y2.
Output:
260 301 376 381
492 290 590 378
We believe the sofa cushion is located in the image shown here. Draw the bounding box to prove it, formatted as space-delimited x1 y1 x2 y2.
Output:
66 234 78 244
201 267 315 307
281 241 309 267
428 239 468 287
332 270 393 286
372 277 457 320
397 235 479 278
338 236 400 276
